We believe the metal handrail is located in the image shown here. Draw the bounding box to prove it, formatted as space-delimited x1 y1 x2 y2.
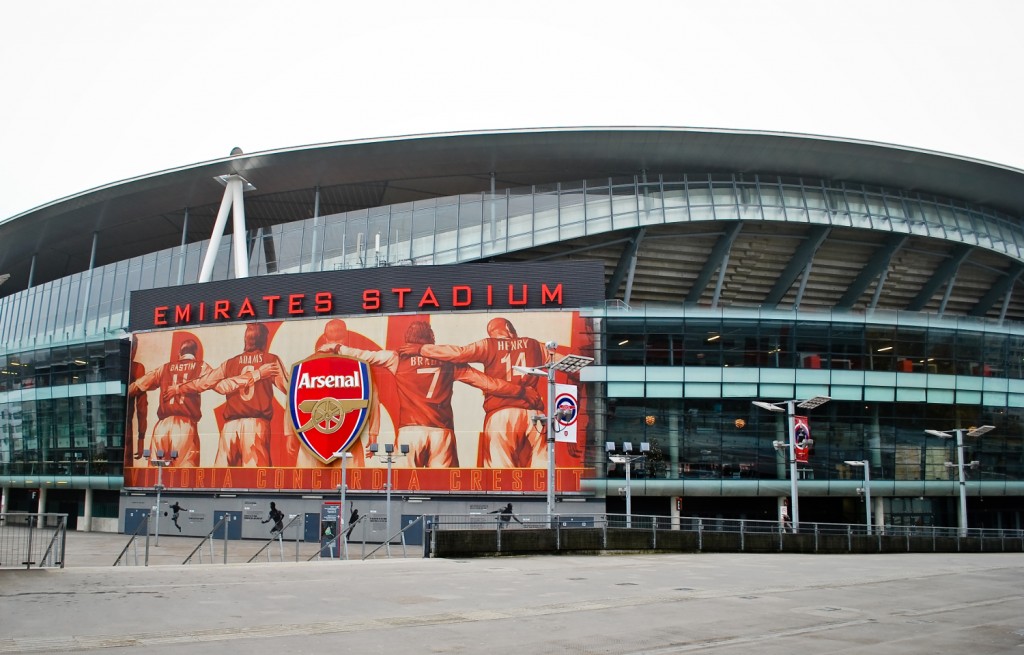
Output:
182 516 229 565
38 516 68 568
246 515 302 563
426 512 1024 541
361 515 423 560
113 514 150 566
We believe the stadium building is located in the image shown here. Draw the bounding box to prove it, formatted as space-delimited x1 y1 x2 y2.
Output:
2 127 1023 537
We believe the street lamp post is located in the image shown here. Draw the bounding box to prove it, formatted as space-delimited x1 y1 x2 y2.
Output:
844 460 872 535
752 396 830 533
514 342 593 521
606 441 650 528
333 450 353 557
142 449 177 546
369 443 409 555
924 425 993 536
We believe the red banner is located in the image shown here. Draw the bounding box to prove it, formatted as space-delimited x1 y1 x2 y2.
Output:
793 415 811 464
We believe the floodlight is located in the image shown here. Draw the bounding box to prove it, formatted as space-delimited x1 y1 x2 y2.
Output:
368 443 379 453
400 444 410 454
384 443 394 454
968 425 995 437
623 442 633 452
551 354 595 374
751 401 785 413
797 395 831 410
925 429 951 438
640 442 651 453
605 441 615 453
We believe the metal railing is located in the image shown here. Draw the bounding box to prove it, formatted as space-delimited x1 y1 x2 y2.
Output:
246 515 303 563
182 516 230 565
425 513 1024 556
0 512 67 569
113 514 151 566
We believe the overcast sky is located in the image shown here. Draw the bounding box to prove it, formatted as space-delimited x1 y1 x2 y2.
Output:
2 1 1022 221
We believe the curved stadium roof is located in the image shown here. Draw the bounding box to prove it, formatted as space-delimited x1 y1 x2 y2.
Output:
3 127 1024 316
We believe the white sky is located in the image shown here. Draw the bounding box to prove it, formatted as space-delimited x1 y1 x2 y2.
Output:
2 0 1022 221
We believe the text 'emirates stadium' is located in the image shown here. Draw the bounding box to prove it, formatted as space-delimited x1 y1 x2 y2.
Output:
2 127 1024 537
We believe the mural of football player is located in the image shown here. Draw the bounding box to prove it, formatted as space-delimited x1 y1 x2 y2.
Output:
171 323 289 467
319 320 541 468
399 317 548 468
128 337 210 467
286 318 382 467
126 335 148 460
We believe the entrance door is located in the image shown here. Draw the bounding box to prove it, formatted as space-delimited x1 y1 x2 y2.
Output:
58 502 78 530
124 508 151 534
400 514 424 545
213 511 242 540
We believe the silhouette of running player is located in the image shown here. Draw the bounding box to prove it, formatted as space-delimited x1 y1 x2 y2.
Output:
169 501 187 532
263 501 285 534
490 503 523 529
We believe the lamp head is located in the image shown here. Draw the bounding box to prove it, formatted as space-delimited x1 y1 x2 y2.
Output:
752 401 785 413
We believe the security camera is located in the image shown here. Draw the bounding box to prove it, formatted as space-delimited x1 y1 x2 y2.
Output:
545 340 558 351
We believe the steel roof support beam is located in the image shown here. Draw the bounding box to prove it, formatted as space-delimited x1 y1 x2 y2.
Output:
605 227 646 301
836 233 907 309
763 225 830 308
198 175 252 283
686 221 743 305
907 244 971 311
969 263 1024 318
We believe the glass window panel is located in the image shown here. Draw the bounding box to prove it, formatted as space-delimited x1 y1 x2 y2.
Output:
688 181 713 207
368 208 391 267
867 326 896 371
458 197 483 260
434 202 458 257
389 209 412 264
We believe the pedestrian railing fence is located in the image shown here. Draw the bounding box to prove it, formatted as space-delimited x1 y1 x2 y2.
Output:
425 513 1024 556
0 512 67 569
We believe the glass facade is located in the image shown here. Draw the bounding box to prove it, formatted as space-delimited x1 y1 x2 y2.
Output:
600 396 1024 484
4 173 1024 352
0 339 128 480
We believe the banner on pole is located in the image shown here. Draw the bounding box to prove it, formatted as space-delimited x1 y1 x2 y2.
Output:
793 415 811 463
553 384 579 443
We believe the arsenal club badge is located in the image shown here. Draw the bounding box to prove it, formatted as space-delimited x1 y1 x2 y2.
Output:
289 354 372 463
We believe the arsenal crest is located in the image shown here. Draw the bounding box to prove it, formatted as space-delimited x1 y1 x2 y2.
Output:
289 354 372 463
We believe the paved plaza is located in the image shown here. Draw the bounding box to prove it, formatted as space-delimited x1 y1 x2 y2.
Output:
0 531 1022 654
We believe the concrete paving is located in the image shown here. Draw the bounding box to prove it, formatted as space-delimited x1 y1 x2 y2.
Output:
0 531 1022 654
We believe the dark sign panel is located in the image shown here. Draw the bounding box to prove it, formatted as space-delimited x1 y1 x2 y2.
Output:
129 261 605 331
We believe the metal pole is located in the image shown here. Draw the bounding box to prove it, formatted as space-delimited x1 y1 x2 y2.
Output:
787 400 800 532
385 455 393 556
625 456 632 529
154 465 163 546
863 461 872 535
546 363 556 521
955 429 968 537
340 455 348 559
